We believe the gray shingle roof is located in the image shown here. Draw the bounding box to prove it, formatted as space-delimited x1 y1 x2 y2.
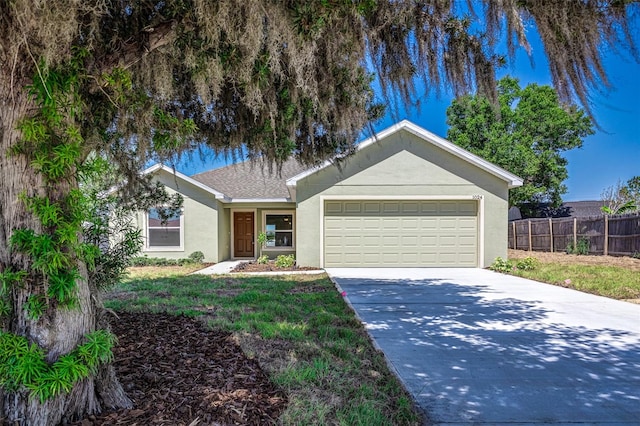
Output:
190 158 309 200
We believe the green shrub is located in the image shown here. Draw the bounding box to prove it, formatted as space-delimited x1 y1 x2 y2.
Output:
566 237 590 255
188 251 205 264
516 257 538 271
275 254 295 268
257 255 269 264
129 256 195 267
489 257 513 273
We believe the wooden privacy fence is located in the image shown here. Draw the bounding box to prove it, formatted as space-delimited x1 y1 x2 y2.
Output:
508 213 640 256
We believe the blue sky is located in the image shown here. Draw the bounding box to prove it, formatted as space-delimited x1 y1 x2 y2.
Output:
178 30 639 203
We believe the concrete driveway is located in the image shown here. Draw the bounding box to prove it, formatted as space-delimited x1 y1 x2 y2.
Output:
326 268 640 425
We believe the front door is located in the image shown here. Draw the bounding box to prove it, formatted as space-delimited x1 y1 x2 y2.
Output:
233 212 255 258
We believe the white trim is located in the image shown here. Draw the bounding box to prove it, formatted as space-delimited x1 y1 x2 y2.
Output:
229 198 292 203
261 210 296 251
478 196 485 268
319 195 484 268
142 208 185 252
287 120 524 189
230 208 257 259
142 164 228 200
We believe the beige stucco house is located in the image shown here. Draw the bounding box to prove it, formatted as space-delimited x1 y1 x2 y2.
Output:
138 120 522 268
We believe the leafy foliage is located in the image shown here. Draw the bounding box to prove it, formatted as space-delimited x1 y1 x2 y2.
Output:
489 257 514 273
566 237 591 256
516 257 539 271
275 255 296 268
129 255 203 267
447 77 594 208
601 176 640 214
490 256 538 273
0 330 114 402
188 251 205 264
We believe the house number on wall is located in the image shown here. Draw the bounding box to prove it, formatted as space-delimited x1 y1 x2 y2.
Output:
472 195 483 200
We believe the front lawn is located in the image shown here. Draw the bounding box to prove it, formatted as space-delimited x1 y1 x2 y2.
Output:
104 268 422 425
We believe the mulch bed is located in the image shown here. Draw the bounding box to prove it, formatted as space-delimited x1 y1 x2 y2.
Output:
78 312 287 425
231 261 321 273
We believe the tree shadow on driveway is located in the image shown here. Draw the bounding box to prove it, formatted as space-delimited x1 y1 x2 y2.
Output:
334 277 640 425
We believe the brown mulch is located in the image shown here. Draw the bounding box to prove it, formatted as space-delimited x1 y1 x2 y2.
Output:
231 261 322 273
78 312 287 425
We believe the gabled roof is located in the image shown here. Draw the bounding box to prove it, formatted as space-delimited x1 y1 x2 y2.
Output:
286 120 524 189
146 120 522 203
191 159 307 201
142 164 227 200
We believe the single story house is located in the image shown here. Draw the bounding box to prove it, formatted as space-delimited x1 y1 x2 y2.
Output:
137 120 523 268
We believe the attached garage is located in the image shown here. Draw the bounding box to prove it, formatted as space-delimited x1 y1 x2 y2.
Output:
323 199 478 267
288 120 523 268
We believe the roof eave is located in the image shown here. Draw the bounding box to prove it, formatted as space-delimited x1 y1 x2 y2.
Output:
224 198 293 203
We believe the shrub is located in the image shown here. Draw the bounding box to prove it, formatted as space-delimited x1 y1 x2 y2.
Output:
566 237 590 255
129 256 195 267
188 251 205 264
275 254 295 268
489 257 513 273
516 257 538 271
257 255 269 264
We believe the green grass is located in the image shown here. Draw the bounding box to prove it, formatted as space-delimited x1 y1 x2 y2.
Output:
508 261 640 300
106 268 421 425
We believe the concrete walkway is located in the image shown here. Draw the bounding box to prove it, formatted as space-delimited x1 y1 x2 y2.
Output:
191 260 326 276
191 260 244 274
326 268 640 425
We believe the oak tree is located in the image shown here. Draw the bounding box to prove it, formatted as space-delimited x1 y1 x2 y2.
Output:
446 77 595 207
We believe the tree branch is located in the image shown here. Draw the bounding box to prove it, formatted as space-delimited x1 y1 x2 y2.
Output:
91 20 177 78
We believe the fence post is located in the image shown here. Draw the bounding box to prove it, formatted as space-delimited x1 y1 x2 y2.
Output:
549 218 554 252
573 217 577 248
512 221 517 250
604 215 609 256
528 220 532 252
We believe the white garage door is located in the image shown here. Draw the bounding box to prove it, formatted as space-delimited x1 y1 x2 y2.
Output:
324 200 478 267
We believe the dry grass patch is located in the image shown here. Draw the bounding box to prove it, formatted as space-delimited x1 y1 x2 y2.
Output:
508 250 640 302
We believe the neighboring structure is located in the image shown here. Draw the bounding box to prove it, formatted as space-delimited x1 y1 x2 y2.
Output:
509 200 605 221
137 120 523 268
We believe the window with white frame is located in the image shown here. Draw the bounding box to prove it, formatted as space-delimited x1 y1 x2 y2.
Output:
146 208 183 249
264 212 294 248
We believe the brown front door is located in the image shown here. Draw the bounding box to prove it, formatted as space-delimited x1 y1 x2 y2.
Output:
233 212 255 258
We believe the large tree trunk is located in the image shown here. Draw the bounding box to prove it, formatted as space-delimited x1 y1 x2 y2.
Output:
0 82 131 424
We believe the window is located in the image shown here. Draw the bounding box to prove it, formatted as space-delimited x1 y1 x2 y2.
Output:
264 213 293 248
147 208 183 250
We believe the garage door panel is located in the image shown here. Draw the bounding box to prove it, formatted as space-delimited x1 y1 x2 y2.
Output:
382 202 400 213
458 217 477 229
382 236 399 246
439 218 458 229
402 218 419 229
420 202 438 214
401 235 419 247
324 200 478 267
459 201 478 214
402 202 420 213
362 218 380 229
